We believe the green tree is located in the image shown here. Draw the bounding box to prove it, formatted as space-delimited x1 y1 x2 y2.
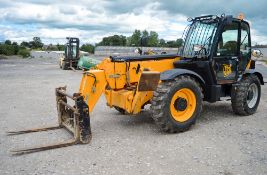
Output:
5 40 11 45
159 39 166 47
46 44 58 51
0 44 4 54
166 41 177 47
129 30 141 46
126 36 131 46
0 44 15 55
164 38 184 48
20 41 30 48
176 38 183 48
12 42 19 54
0 40 31 56
142 30 149 38
148 31 159 47
56 43 65 51
30 37 44 49
98 35 126 46
140 36 149 47
80 44 95 53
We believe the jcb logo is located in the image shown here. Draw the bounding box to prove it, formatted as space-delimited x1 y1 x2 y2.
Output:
223 64 232 77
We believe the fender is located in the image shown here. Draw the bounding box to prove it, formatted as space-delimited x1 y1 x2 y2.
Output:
242 70 265 85
160 69 205 85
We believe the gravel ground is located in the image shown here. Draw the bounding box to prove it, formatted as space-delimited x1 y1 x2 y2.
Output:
0 57 267 175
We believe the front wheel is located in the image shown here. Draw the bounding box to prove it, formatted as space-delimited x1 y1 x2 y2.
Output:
61 61 68 70
151 75 203 133
231 74 261 115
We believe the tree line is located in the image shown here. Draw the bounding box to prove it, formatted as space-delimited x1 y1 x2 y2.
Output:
0 37 45 58
80 30 183 53
96 30 183 48
0 30 183 57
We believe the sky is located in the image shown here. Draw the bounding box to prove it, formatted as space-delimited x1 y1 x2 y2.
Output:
0 0 267 45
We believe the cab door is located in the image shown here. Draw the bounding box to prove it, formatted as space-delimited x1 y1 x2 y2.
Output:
213 21 240 84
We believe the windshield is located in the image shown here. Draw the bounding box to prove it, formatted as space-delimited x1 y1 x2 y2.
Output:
182 20 218 58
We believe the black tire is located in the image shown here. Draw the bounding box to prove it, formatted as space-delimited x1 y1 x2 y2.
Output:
114 106 126 115
151 75 203 133
231 74 261 116
62 61 68 70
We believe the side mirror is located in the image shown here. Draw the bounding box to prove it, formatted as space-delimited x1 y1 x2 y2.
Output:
252 49 263 58
193 45 204 52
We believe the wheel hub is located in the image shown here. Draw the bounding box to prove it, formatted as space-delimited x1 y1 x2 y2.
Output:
170 88 197 122
174 97 188 111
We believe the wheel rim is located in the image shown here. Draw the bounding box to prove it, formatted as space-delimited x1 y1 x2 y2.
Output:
170 88 196 122
247 83 259 108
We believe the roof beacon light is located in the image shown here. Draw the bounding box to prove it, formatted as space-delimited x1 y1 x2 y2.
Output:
238 13 244 20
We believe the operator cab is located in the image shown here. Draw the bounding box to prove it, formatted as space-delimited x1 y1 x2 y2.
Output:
175 15 252 84
65 37 80 61
174 14 261 102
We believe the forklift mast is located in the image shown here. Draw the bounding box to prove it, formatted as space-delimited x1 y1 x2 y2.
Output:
65 37 79 60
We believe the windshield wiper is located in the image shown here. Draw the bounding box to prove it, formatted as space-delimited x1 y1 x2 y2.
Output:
241 33 248 45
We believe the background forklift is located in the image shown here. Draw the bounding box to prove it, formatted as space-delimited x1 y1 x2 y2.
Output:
9 14 264 154
59 37 80 70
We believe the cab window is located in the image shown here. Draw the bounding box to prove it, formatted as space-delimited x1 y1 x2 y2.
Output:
239 22 251 70
216 22 239 56
240 23 250 57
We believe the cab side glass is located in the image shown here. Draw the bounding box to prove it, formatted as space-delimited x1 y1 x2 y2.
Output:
240 23 250 58
239 22 251 71
216 22 239 56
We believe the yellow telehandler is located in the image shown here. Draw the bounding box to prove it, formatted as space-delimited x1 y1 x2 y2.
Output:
9 14 264 154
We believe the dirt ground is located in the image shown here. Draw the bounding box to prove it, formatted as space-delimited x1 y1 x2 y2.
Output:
0 57 267 175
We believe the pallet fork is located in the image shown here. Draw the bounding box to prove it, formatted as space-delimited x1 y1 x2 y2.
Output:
7 87 92 155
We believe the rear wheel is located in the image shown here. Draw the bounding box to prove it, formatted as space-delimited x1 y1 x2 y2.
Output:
231 74 261 115
151 76 203 133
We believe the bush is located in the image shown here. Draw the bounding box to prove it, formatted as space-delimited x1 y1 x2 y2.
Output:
0 44 15 55
80 44 95 54
18 49 30 58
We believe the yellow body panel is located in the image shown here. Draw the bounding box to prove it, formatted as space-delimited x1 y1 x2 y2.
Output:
104 89 153 114
97 58 116 88
79 70 107 112
114 58 179 89
104 89 134 113
131 91 153 114
80 56 180 115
